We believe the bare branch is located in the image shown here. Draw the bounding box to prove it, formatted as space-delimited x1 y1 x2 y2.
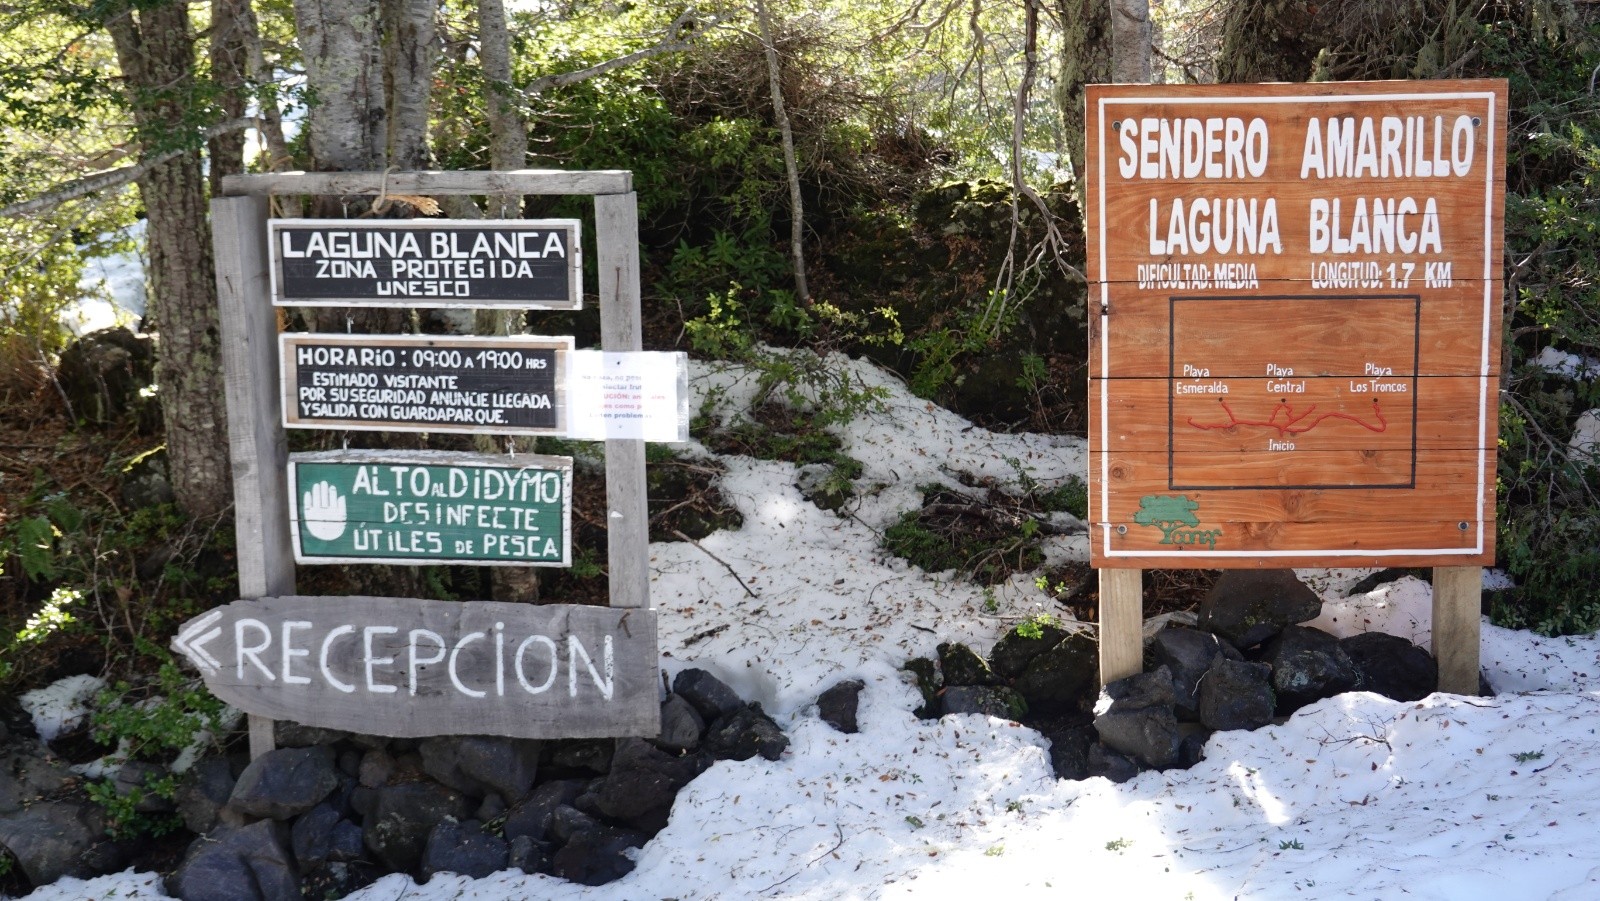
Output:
521 9 717 96
0 117 254 219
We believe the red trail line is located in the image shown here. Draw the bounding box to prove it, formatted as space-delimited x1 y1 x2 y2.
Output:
1187 399 1387 437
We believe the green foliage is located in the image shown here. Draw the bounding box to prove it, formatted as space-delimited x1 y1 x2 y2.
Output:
1279 839 1304 851
91 660 230 760
1512 749 1545 763
883 492 1047 585
1014 611 1058 640
1483 11 1600 633
85 774 181 840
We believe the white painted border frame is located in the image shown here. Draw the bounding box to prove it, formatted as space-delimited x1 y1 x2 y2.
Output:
286 449 574 567
1094 88 1500 561
279 333 574 435
267 218 583 309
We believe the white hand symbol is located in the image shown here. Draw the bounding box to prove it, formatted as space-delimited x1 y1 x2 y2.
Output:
302 481 348 541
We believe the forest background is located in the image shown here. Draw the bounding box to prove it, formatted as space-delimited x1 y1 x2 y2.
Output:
1 0 1599 847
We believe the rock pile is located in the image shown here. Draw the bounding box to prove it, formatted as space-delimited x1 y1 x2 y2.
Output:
0 668 786 899
907 570 1441 783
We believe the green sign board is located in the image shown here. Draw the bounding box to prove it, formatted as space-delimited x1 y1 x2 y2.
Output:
288 451 571 566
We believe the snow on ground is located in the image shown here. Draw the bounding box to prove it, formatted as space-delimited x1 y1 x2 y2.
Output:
20 354 1600 900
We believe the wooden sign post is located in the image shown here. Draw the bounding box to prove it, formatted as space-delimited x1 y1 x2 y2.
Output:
172 596 657 739
207 171 656 757
1084 81 1507 693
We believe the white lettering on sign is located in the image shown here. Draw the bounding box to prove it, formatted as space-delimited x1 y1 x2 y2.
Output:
1299 115 1476 179
217 618 615 700
1116 117 1271 179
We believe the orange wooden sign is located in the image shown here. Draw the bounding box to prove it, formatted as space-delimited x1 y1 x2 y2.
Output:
1085 80 1506 568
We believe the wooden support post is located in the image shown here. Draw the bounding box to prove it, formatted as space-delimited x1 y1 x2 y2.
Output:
1432 566 1482 695
213 194 296 758
595 192 649 613
1098 568 1144 685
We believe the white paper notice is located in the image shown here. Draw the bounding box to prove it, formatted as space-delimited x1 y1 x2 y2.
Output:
566 350 690 442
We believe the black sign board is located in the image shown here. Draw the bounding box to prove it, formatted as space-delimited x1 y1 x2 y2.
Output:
268 219 582 309
281 334 570 435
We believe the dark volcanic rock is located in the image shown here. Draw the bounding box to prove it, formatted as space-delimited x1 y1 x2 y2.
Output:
228 746 340 820
114 760 175 813
0 799 112 886
1086 744 1143 784
903 657 943 718
0 746 75 815
1149 626 1243 720
939 685 1027 720
364 781 472 873
549 739 613 775
549 826 648 886
177 756 239 834
503 779 588 843
291 801 362 870
591 739 708 832
704 705 789 762
1035 719 1096 781
672 669 746 722
1262 626 1359 714
420 819 509 880
1093 668 1182 769
937 642 1001 686
1012 630 1098 716
654 694 706 752
1198 570 1324 649
817 680 865 734
56 327 154 426
1198 658 1276 732
508 834 551 874
420 736 540 801
988 622 1072 680
1342 632 1439 702
167 820 298 901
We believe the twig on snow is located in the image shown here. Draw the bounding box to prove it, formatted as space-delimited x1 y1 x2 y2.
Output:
673 529 759 598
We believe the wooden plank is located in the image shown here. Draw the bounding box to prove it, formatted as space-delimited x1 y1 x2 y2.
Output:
596 192 650 611
223 170 632 197
1432 566 1482 694
215 196 296 598
1098 569 1144 685
171 597 660 739
213 194 296 759
1096 375 1489 453
280 333 571 435
287 450 572 567
267 219 582 310
1091 293 1501 378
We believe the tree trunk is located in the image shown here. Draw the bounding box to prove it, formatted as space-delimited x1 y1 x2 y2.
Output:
1109 0 1152 84
754 0 809 306
292 0 386 172
478 0 524 218
384 0 437 170
1057 0 1112 187
104 1 231 518
208 0 249 195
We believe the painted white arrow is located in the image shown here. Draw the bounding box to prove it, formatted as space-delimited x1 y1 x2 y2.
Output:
172 610 224 674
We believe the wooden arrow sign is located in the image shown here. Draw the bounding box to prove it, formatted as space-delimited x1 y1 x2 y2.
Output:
171 597 660 739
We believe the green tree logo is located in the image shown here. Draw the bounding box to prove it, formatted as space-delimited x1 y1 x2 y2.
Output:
1133 495 1202 545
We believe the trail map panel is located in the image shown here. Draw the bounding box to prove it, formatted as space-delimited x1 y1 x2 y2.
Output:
268 219 582 309
281 334 570 435
1085 80 1506 568
288 450 572 567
